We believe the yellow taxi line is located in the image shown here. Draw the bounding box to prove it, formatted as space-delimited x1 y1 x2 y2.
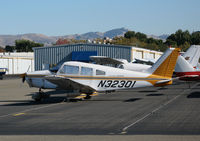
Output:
13 113 25 116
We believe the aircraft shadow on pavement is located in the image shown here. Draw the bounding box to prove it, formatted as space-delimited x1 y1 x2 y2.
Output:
138 90 157 93
187 91 200 98
1 97 143 106
84 98 142 102
25 90 68 96
123 98 142 102
146 93 164 96
1 96 66 106
157 87 168 90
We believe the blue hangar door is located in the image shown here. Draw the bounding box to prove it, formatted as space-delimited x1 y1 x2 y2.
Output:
71 51 97 62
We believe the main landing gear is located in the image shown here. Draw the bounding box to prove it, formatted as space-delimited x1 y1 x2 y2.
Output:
64 93 92 102
84 94 92 100
32 88 50 102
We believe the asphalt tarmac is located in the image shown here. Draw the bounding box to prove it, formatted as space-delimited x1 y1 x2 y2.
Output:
0 78 200 140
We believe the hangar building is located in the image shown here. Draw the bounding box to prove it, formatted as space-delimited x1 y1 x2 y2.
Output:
33 43 162 71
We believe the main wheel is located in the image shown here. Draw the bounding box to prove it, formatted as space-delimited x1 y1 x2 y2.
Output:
32 93 42 102
84 94 92 100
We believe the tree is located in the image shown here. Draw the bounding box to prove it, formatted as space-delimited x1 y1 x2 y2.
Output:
0 46 5 52
5 45 15 52
191 31 200 45
175 30 190 46
179 41 190 51
166 34 176 42
146 38 155 44
135 32 147 42
154 39 163 46
124 31 135 39
165 39 177 47
166 29 191 46
15 39 43 52
55 38 70 45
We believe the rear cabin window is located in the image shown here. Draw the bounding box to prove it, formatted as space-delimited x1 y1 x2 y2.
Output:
60 65 79 74
96 69 106 75
81 67 93 76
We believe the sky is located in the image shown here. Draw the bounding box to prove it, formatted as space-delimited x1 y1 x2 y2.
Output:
0 0 200 36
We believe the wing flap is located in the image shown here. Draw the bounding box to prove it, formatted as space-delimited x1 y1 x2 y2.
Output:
45 75 95 92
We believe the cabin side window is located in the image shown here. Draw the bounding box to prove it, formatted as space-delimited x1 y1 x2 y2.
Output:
59 65 79 74
81 67 93 76
96 69 106 75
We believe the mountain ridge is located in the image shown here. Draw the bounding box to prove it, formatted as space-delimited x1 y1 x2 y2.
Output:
0 28 168 47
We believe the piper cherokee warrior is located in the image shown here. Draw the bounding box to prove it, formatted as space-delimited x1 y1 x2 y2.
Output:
22 47 180 101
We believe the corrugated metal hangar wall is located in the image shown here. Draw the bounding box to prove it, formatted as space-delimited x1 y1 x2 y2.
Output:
33 43 163 71
33 44 132 71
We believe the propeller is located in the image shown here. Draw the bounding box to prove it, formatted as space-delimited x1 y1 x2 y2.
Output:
20 65 30 83
20 73 26 83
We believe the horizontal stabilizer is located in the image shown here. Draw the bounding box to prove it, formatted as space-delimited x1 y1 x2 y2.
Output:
155 79 171 85
175 56 195 72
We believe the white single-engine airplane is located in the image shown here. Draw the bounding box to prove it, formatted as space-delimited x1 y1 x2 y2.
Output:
22 47 180 101
90 56 154 72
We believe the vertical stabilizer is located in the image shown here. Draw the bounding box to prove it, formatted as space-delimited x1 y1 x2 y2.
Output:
183 45 200 68
147 48 180 78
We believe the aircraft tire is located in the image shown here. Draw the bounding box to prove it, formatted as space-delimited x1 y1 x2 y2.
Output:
34 97 42 102
32 93 42 102
84 95 92 100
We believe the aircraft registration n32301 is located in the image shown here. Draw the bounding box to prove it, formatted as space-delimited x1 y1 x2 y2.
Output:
97 80 136 88
22 47 180 101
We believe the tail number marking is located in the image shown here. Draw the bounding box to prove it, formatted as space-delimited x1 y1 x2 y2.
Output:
97 80 136 88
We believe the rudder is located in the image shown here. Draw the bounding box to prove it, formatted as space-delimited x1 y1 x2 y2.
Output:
147 48 180 78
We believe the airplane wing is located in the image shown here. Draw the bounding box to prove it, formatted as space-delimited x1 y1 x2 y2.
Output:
44 75 95 93
133 58 155 65
90 56 128 65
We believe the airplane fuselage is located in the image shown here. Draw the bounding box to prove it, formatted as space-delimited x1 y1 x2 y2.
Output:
45 61 170 93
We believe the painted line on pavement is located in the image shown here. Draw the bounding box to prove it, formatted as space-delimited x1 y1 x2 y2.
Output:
121 82 199 133
0 102 64 119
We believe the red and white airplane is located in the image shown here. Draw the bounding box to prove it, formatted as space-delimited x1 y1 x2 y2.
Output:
175 45 200 81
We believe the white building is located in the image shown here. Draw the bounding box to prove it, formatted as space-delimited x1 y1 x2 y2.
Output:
131 47 162 60
0 52 34 74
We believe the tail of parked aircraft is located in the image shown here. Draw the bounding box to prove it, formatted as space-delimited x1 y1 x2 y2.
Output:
175 45 200 73
147 48 180 79
175 55 195 73
182 45 200 68
175 47 200 81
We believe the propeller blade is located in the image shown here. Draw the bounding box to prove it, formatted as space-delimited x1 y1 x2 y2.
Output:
20 73 26 83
